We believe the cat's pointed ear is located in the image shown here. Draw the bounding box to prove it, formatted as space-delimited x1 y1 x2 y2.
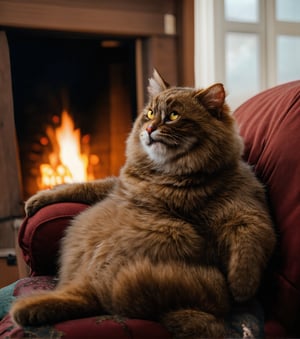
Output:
194 83 226 119
148 69 170 97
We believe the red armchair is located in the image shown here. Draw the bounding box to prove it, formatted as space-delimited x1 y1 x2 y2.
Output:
0 80 299 338
234 80 300 338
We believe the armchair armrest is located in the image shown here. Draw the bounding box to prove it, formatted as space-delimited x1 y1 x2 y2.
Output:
18 202 89 276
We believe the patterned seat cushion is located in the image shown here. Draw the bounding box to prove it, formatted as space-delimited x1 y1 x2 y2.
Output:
0 276 263 339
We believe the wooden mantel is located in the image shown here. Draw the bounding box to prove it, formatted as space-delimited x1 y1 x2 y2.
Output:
0 0 167 36
0 0 194 86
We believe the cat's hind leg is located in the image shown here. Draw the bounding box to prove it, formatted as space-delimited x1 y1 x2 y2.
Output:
109 258 229 338
161 309 225 339
10 281 101 327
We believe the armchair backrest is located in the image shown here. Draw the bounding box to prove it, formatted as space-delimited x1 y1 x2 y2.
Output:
233 80 300 338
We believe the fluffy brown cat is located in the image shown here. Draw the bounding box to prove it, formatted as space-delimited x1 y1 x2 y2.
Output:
10 70 276 338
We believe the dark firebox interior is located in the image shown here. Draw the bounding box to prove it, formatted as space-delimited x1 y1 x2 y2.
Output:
6 29 137 199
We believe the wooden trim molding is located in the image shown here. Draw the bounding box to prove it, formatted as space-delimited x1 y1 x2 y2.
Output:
0 0 165 36
178 0 195 87
0 31 23 248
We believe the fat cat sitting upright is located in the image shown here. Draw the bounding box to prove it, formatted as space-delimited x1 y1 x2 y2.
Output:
11 70 276 338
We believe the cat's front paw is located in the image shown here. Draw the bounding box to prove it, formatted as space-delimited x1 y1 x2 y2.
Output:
161 309 225 339
25 189 58 216
228 269 260 302
10 296 50 326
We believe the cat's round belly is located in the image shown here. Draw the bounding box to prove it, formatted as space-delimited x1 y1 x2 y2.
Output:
86 199 206 263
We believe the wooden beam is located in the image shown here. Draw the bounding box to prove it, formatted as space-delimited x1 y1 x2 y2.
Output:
0 31 24 248
177 0 195 87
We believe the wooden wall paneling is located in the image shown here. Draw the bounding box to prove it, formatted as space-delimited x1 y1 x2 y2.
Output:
155 36 178 86
0 31 24 249
135 38 146 113
177 0 195 87
109 64 132 176
138 35 180 111
0 256 19 288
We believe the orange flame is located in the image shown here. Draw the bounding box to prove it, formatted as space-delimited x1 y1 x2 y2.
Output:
39 110 97 189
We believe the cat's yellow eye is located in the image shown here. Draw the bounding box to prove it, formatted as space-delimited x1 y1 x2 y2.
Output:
169 111 179 121
147 109 154 120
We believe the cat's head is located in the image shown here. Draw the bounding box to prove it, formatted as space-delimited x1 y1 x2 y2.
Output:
126 70 243 175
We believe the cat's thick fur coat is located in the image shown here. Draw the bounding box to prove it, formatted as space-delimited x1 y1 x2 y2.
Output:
10 70 276 338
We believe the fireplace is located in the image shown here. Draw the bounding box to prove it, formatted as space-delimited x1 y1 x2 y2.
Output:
7 29 136 200
0 0 193 254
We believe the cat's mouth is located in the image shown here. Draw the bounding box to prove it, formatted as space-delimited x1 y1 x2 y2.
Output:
148 136 156 145
148 135 165 146
140 130 168 151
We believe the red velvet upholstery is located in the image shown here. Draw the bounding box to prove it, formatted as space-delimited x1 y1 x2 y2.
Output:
233 80 300 338
19 202 89 276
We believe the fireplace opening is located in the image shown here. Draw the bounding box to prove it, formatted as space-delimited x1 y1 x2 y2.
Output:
7 29 137 200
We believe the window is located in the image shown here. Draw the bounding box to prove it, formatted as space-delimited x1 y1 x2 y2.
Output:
195 0 300 109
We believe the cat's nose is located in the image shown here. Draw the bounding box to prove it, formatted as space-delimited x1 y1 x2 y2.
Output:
146 124 156 134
